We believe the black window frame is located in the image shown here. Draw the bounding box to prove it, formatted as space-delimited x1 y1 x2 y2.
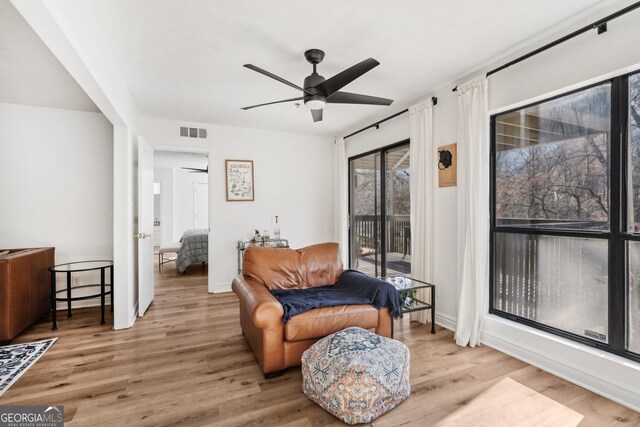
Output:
489 71 640 363
348 139 410 277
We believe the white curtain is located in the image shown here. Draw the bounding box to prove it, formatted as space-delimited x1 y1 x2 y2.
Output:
333 138 349 267
455 76 490 347
408 101 434 324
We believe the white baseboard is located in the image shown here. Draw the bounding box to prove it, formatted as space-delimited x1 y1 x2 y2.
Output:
126 303 138 329
435 312 457 332
212 282 232 293
481 315 640 412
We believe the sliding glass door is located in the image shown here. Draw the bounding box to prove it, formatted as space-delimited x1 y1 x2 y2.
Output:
350 152 381 276
384 144 411 275
349 141 410 277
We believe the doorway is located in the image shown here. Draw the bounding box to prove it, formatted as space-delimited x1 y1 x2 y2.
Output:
153 150 209 272
137 145 212 317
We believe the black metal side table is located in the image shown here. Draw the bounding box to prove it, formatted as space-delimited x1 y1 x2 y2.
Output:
380 276 435 337
48 260 114 330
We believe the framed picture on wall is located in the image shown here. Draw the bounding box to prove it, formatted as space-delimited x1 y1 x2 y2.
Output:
225 160 254 201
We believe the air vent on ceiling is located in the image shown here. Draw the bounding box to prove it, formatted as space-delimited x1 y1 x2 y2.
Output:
179 126 208 139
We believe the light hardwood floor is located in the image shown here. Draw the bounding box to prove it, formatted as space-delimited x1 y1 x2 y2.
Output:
2 260 639 426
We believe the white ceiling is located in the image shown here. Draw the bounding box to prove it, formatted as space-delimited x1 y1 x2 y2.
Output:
28 0 631 136
0 0 98 112
90 0 627 137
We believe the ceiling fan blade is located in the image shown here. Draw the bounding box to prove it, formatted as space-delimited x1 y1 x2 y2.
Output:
327 91 393 106
244 64 312 95
311 108 323 123
181 167 208 173
241 96 304 110
314 58 380 97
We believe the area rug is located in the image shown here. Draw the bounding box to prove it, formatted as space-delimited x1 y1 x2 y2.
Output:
436 377 583 427
0 338 57 396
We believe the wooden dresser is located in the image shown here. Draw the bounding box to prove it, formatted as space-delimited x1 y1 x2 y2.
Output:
0 247 54 343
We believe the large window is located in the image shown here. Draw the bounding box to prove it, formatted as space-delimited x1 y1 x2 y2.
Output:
491 73 640 362
628 73 640 354
349 141 410 277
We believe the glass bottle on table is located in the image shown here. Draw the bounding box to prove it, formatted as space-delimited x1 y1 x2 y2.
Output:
273 215 281 240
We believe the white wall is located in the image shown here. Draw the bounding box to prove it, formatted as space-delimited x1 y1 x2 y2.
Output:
339 2 640 411
11 0 142 330
140 118 334 291
154 167 174 244
488 7 640 113
0 102 113 305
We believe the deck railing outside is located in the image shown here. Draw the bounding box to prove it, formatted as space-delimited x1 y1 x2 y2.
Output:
352 214 411 277
352 214 410 255
493 219 609 338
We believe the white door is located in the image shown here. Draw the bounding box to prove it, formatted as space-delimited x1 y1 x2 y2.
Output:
194 182 208 229
137 136 154 316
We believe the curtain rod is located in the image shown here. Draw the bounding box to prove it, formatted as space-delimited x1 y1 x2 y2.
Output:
451 1 640 92
343 97 437 140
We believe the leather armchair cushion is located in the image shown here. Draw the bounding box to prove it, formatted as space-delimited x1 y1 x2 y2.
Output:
243 242 343 290
243 247 303 290
298 243 343 288
284 304 379 342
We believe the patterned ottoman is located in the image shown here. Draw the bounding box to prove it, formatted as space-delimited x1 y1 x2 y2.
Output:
301 327 410 424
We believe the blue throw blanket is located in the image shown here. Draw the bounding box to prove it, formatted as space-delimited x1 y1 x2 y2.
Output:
270 270 403 324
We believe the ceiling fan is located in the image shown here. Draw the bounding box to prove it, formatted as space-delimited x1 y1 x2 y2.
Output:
242 49 393 122
181 165 208 174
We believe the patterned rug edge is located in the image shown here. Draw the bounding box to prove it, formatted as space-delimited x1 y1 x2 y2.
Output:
0 337 58 397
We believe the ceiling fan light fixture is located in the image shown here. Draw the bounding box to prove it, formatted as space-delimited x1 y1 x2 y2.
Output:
242 50 392 122
305 96 326 110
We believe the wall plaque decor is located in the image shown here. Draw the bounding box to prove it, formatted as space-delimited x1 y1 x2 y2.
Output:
438 143 457 187
225 160 254 201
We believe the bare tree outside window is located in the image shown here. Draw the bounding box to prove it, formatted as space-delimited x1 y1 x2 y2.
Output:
628 74 640 353
629 74 640 231
496 85 611 230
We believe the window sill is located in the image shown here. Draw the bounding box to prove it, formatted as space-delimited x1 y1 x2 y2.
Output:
481 314 640 412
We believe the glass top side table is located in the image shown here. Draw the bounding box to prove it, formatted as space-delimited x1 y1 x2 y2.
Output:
381 275 435 336
48 260 114 330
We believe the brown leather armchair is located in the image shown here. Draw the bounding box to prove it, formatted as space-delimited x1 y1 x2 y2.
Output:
232 242 391 377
